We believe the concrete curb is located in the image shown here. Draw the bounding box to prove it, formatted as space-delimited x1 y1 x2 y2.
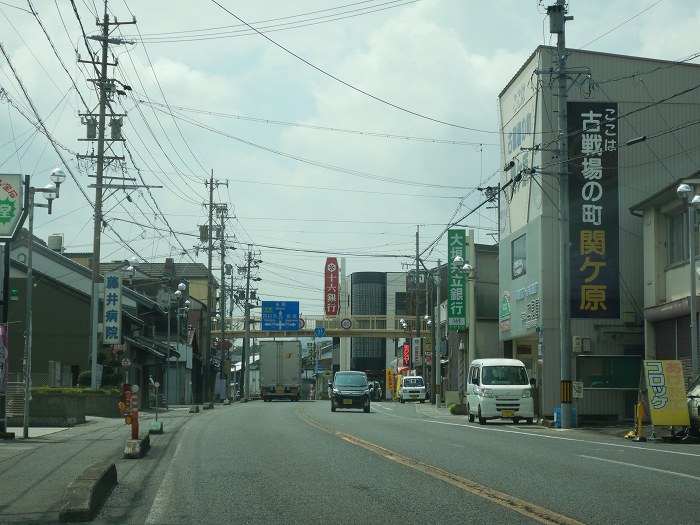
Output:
59 462 117 523
124 432 151 459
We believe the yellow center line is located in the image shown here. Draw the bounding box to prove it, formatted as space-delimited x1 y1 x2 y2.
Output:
302 407 584 525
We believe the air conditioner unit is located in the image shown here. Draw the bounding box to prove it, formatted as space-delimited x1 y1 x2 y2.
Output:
47 234 64 253
572 336 582 353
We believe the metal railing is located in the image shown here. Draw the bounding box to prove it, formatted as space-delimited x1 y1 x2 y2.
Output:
212 314 431 339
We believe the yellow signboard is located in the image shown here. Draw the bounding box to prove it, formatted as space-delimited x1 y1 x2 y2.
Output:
385 369 394 398
643 360 690 427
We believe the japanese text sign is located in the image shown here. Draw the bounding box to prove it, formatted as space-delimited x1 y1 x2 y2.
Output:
103 272 122 344
324 257 339 317
261 301 300 331
0 174 24 241
643 360 690 426
447 229 468 330
568 102 620 318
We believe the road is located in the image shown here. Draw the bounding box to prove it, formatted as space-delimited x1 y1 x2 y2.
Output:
92 400 700 524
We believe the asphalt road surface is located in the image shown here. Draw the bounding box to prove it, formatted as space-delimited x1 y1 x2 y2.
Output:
91 400 700 525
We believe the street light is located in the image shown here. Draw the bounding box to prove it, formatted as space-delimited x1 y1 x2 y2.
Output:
170 282 187 405
23 168 65 438
165 283 190 404
677 183 700 378
125 256 138 284
453 255 476 405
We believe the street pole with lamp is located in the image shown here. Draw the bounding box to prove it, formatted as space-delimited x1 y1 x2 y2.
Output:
178 296 190 405
22 168 65 439
172 282 186 404
677 183 700 378
453 255 476 403
433 259 442 407
165 282 185 405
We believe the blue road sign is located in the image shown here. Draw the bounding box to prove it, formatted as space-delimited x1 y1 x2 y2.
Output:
314 327 326 338
261 301 300 331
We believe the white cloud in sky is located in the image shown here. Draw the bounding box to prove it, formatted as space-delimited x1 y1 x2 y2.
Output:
1 0 699 312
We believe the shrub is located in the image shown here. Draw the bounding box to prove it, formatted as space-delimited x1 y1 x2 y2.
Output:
449 403 456 415
77 370 91 387
102 372 124 387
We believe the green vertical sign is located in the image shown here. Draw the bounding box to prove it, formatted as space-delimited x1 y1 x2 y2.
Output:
0 174 24 241
448 229 468 331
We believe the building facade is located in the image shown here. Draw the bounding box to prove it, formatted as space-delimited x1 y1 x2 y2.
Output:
498 46 700 421
632 176 700 387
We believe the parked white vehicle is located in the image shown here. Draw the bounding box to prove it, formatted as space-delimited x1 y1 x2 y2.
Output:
398 375 427 403
466 358 535 425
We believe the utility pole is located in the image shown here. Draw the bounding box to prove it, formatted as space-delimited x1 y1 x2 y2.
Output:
217 204 228 401
78 1 135 388
548 0 574 429
434 259 441 408
243 250 251 400
414 226 420 373
203 173 227 402
239 248 261 400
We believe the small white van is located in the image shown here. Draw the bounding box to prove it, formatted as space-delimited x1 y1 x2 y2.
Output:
466 358 535 425
398 375 427 403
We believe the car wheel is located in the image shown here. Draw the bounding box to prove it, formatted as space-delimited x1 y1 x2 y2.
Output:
400 397 405 404
526 417 534 425
467 404 475 423
513 417 520 424
331 399 336 412
364 403 370 413
478 406 486 425
419 399 424 404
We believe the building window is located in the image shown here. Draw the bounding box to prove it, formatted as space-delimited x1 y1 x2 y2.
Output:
668 211 687 265
395 292 406 315
576 355 641 389
512 234 527 279
668 210 700 266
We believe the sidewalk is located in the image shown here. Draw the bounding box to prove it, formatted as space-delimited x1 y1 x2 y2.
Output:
0 407 194 524
414 402 638 439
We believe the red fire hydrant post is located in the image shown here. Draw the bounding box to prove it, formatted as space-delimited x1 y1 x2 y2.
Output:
131 385 140 439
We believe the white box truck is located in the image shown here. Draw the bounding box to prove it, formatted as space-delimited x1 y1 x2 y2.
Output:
259 341 302 402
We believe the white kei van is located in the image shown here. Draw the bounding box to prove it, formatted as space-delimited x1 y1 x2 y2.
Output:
466 358 535 425
398 375 427 403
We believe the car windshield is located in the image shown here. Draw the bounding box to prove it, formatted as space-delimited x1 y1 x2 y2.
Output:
482 366 529 385
403 377 424 387
334 374 367 387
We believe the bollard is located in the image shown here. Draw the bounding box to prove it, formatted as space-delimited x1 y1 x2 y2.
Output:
131 385 140 439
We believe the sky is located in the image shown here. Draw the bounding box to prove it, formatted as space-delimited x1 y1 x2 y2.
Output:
1 0 699 316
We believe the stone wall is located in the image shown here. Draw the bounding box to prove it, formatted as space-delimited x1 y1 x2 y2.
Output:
7 392 121 427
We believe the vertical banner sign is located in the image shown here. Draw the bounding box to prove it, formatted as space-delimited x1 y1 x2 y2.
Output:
0 174 23 240
0 324 8 394
103 272 122 344
324 257 339 317
568 102 620 318
402 342 410 367
447 229 467 330
412 338 421 366
643 360 690 426
385 369 394 398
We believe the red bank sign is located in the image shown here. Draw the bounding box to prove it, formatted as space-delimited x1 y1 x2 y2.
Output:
324 257 339 317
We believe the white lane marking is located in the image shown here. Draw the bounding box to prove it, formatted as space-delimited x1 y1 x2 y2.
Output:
145 429 187 524
580 454 700 481
374 409 700 458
